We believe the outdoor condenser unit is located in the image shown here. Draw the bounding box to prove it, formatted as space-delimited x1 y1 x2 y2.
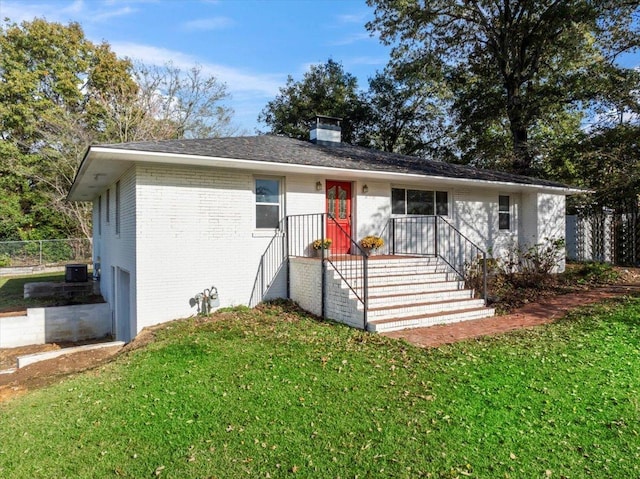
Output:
65 264 88 283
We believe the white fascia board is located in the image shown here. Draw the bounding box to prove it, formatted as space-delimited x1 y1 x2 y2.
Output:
69 146 583 201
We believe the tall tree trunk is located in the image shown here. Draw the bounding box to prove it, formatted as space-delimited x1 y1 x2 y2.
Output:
506 86 532 176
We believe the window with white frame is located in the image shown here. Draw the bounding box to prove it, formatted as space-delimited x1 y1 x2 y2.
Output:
391 188 449 216
499 195 510 230
106 189 110 223
115 181 121 235
255 178 282 228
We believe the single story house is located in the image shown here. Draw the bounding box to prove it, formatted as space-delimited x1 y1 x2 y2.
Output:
68 117 578 342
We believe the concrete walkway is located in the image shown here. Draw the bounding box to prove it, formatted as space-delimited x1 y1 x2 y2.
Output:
382 285 640 347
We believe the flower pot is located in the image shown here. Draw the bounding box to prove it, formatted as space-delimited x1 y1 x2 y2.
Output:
314 248 330 258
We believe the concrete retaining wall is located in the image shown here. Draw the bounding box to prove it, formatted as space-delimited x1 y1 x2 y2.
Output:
0 303 111 348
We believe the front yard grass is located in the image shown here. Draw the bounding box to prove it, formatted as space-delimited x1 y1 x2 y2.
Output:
1 300 639 478
0 272 66 312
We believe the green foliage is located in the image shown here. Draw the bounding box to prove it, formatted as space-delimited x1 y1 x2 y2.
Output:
490 238 565 309
564 262 620 286
258 59 369 144
362 67 454 157
0 19 136 240
1 300 640 477
366 0 640 174
496 238 565 286
0 18 235 241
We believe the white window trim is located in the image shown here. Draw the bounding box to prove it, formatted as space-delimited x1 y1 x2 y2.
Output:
254 176 284 231
390 185 451 217
97 195 102 236
115 181 121 236
498 194 517 233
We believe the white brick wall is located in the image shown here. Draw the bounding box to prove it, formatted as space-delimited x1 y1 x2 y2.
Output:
134 164 275 330
289 259 365 329
289 258 322 316
91 159 569 339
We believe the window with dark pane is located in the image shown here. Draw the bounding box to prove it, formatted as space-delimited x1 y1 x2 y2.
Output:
392 188 406 214
338 186 347 219
436 191 449 216
256 178 280 228
408 189 433 214
115 181 121 235
106 189 110 223
499 195 510 230
392 188 449 216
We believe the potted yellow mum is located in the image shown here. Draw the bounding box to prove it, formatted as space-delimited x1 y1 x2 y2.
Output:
359 235 384 256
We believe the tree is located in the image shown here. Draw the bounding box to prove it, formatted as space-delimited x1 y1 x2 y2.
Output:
0 18 236 240
0 19 134 240
90 62 237 144
363 67 454 157
258 59 369 144
367 0 640 175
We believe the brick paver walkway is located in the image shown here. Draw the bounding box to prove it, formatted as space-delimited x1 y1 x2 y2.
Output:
382 284 640 347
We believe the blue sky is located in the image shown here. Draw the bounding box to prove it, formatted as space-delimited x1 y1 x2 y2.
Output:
0 0 392 133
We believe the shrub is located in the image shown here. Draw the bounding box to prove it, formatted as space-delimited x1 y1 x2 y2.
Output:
495 237 565 288
0 253 10 267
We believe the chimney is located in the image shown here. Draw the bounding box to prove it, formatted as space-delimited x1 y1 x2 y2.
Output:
310 115 342 145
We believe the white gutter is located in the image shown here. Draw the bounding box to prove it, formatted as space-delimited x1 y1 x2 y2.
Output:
69 146 584 200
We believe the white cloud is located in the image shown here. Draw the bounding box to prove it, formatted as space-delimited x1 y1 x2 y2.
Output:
0 0 138 24
336 12 369 24
181 16 233 31
345 56 387 66
328 32 373 46
111 41 284 97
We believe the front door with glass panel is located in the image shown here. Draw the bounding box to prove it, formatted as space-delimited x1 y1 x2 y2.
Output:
326 181 352 254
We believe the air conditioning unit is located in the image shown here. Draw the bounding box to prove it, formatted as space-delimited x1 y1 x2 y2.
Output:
65 264 88 283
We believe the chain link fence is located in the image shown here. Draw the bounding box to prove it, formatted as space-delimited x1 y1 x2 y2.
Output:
0 239 92 268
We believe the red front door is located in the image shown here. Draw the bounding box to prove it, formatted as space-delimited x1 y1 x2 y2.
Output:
326 181 352 254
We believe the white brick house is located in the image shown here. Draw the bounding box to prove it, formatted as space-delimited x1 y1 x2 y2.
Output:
68 119 579 342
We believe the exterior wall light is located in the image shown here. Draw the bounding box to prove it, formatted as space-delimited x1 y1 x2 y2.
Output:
362 184 369 194
316 181 323 191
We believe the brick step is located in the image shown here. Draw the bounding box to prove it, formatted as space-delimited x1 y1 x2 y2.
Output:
367 298 486 320
340 271 458 286
365 256 440 266
367 307 496 333
365 263 451 275
367 289 474 307
366 280 467 295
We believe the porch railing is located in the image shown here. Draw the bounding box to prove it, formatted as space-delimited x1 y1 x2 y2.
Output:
249 219 287 308
286 213 368 329
382 216 487 302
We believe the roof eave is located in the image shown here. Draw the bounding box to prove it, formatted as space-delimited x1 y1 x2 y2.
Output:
68 146 583 201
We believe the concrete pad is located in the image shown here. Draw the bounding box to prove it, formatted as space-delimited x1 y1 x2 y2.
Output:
17 341 125 368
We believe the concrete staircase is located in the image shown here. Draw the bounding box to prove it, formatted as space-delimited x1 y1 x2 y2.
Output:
326 256 494 333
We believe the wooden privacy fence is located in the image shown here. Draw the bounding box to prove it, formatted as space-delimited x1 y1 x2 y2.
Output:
566 211 640 266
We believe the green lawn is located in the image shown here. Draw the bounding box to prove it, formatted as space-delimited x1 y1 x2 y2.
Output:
0 272 67 312
0 271 102 313
1 299 639 478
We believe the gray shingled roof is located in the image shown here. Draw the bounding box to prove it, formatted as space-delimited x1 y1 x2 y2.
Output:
97 134 570 189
